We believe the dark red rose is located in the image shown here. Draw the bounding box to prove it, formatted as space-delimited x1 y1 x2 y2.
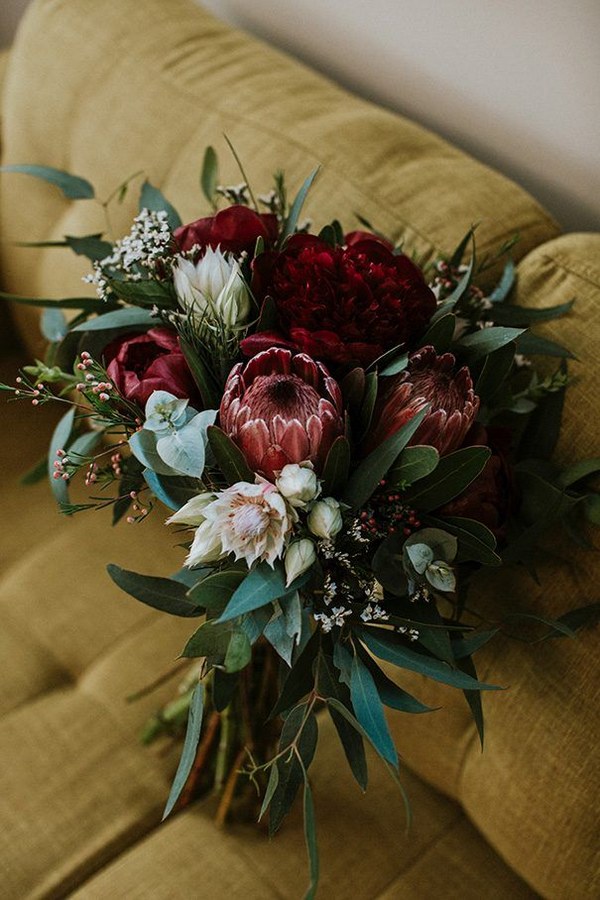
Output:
366 345 480 455
220 347 344 480
438 425 514 540
104 328 199 407
344 230 394 251
242 234 436 366
174 205 279 256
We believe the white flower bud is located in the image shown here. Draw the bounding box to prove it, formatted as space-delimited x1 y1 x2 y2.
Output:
173 247 250 328
284 539 316 587
307 497 343 540
166 492 215 526
276 463 320 508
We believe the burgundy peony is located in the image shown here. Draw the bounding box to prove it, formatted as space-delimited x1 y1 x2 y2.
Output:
241 234 436 366
104 328 199 407
174 205 279 257
367 345 480 456
219 347 344 480
438 425 514 539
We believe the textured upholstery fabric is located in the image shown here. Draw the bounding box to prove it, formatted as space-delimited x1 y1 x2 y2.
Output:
0 1 597 898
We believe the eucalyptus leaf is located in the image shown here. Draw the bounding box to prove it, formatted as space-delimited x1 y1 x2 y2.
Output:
350 652 398 767
269 704 318 835
488 259 515 303
48 407 75 509
356 626 502 691
389 444 439 487
187 567 247 613
139 180 182 229
0 164 95 199
162 683 204 819
420 314 456 351
458 326 525 358
156 410 216 478
207 425 254 484
343 406 429 509
516 332 575 359
224 630 252 672
475 343 515 404
106 564 205 617
321 436 351 496
72 307 156 332
491 299 574 326
303 779 320 900
402 446 491 512
129 430 178 476
316 651 368 790
218 562 309 623
143 470 200 511
200 146 219 208
282 167 320 240
41 308 68 342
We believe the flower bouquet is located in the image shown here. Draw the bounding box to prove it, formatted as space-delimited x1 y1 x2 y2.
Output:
2 148 598 896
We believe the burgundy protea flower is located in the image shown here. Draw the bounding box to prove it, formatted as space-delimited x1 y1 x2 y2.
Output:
241 234 436 366
367 345 480 456
174 205 279 257
104 328 199 408
219 347 345 480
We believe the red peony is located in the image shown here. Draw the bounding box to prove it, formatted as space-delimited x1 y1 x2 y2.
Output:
367 345 479 456
219 347 344 480
241 234 436 366
104 328 199 407
174 205 279 257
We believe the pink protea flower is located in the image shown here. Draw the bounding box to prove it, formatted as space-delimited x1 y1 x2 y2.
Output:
220 348 345 480
367 345 480 456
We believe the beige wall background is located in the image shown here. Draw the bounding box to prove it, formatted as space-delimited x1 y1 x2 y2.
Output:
1 0 598 232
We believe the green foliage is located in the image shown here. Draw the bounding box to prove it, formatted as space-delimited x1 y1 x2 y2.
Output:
163 683 204 819
316 651 368 790
475 343 515 404
269 704 319 835
389 444 439 487
218 561 309 623
200 146 219 209
207 425 254 484
348 648 398 766
343 407 429 508
72 307 156 332
139 180 182 229
402 446 491 512
282 167 320 241
420 314 456 351
428 515 501 566
41 308 68 343
458 326 525 358
516 332 575 359
0 164 95 199
48 407 75 509
321 436 351 496
488 259 516 303
187 567 247 614
491 298 574 326
106 564 205 617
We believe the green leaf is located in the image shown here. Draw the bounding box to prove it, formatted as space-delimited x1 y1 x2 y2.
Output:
0 164 94 199
556 457 600 488
429 515 501 567
451 629 499 659
356 626 502 691
181 620 239 659
302 779 320 900
458 326 525 358
491 299 574 326
402 446 491 513
457 654 485 748
105 277 177 309
270 704 318 834
162 682 204 818
224 629 252 672
187 567 247 614
449 228 476 268
357 371 378 438
0 291 108 311
72 307 156 332
316 650 368 790
139 180 182 229
200 146 219 208
206 425 254 485
48 407 75 509
517 363 566 460
258 764 279 822
179 339 222 409
343 407 429 509
516 332 575 359
321 436 351 496
156 410 216 479
488 259 515 303
41 308 68 342
542 602 600 638
282 167 320 240
264 593 303 666
106 564 205 617
584 494 600 525
270 631 320 719
65 234 112 261
420 314 456 351
218 561 308 623
379 352 409 377
356 649 433 714
350 652 398 767
130 430 177 476
143 470 199 511
389 445 439 487
475 343 515 404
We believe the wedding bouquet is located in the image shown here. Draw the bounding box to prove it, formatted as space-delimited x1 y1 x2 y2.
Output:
2 147 598 897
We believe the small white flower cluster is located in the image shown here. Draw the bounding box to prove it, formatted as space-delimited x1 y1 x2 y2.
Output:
398 625 420 642
84 208 171 299
314 607 353 633
360 603 389 623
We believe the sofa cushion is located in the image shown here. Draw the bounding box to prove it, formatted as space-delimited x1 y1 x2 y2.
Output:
0 0 558 355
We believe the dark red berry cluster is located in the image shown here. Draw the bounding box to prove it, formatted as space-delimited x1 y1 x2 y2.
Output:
358 479 421 539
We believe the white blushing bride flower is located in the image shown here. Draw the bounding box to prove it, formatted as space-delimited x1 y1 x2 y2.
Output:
173 246 251 328
173 481 293 569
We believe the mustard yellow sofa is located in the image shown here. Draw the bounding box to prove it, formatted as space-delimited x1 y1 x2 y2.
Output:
1 2 598 898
